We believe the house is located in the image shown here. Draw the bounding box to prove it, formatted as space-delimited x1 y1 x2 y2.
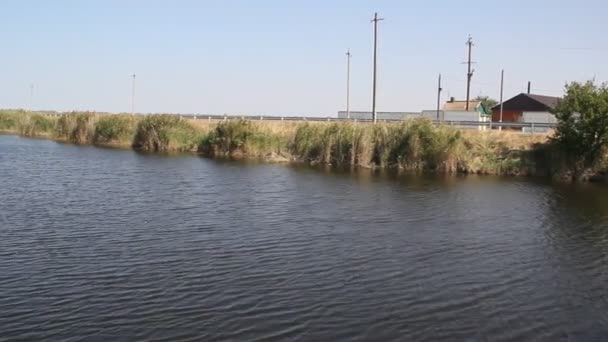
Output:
421 98 491 130
337 111 420 121
491 93 560 132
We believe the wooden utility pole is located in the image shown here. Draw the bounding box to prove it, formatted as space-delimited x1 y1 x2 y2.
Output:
371 12 383 123
465 35 474 111
499 69 504 127
346 49 351 119
131 74 136 115
28 84 34 111
437 73 442 121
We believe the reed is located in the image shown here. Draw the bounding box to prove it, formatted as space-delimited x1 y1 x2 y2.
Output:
0 110 24 133
132 115 204 152
55 112 98 144
94 114 139 146
5 110 599 180
18 113 57 137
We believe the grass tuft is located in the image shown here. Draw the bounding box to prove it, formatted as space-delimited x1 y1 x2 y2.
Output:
133 115 203 152
94 114 139 146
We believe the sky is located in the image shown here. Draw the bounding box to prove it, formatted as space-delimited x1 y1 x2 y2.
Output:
1 0 607 116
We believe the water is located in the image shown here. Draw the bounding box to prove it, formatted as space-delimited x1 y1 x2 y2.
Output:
1 134 608 341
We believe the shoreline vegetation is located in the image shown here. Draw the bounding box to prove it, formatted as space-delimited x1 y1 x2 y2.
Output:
1 109 606 183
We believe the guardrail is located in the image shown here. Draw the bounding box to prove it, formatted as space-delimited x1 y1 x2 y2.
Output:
45 111 557 130
175 114 557 130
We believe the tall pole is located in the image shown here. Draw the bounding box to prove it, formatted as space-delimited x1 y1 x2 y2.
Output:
499 69 504 126
29 83 34 111
437 73 442 121
346 49 351 119
371 12 383 123
131 74 136 115
527 81 531 94
465 35 474 111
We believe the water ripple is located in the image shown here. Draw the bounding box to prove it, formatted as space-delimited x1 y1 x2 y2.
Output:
2 135 608 341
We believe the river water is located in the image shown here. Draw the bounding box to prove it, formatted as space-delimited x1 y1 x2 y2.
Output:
1 134 608 341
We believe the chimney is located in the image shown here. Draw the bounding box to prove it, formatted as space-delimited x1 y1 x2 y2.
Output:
527 81 531 94
449 97 455 103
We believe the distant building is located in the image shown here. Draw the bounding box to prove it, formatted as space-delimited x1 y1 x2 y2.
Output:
337 111 420 121
421 97 491 130
491 93 560 132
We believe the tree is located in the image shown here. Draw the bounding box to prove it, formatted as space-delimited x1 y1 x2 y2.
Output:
474 96 498 112
552 81 608 174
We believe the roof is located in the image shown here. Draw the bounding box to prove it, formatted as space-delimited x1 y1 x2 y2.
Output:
442 100 482 111
491 93 561 112
526 94 561 108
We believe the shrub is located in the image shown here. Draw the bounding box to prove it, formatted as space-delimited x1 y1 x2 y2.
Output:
94 114 138 145
0 110 22 132
56 112 98 144
19 114 57 137
552 81 608 178
133 115 202 152
201 120 286 157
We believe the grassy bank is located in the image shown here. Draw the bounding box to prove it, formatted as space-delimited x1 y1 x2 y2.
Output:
1 109 603 181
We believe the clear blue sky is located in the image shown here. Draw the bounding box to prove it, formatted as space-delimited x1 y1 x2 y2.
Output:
1 0 607 115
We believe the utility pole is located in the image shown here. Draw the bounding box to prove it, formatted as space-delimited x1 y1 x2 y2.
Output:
437 73 442 121
131 74 136 115
346 49 352 119
371 12 383 123
465 35 474 111
499 69 504 130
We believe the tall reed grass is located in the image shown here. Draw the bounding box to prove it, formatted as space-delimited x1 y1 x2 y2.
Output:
132 115 204 152
94 114 139 146
3 110 580 178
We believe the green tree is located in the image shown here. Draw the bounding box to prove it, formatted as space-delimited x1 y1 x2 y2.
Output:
552 81 608 174
474 96 498 112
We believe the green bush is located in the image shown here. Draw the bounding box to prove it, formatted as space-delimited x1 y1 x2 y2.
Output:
56 112 98 144
371 119 462 171
94 114 138 144
552 81 608 178
19 114 57 137
0 110 22 132
292 122 367 165
201 120 285 157
133 115 202 152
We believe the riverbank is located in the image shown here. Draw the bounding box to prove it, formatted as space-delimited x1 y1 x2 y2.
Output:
1 109 605 181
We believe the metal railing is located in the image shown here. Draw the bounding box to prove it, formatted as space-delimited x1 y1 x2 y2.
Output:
44 111 556 130
176 114 557 130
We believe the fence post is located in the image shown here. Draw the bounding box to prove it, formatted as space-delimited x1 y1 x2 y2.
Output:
531 122 535 135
